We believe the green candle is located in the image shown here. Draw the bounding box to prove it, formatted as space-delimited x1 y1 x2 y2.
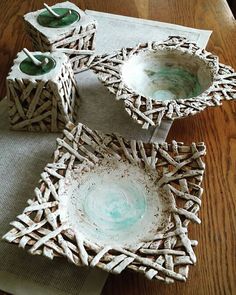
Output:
37 8 80 28
20 55 56 76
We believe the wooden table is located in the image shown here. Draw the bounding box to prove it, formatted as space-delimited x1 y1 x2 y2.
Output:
0 0 235 294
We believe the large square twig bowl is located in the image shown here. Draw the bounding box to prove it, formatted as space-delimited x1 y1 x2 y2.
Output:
90 36 236 129
3 122 206 283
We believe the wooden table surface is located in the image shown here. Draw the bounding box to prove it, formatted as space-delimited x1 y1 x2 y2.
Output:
0 0 235 294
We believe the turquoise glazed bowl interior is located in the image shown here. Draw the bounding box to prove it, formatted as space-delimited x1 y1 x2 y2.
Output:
121 49 213 101
59 159 171 248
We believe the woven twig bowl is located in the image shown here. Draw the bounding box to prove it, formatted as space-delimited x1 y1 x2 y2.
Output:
90 36 236 129
3 122 206 283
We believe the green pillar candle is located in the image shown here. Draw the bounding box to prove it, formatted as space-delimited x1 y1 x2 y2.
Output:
20 55 56 76
37 8 80 28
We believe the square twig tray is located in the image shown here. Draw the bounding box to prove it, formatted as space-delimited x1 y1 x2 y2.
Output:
3 122 206 283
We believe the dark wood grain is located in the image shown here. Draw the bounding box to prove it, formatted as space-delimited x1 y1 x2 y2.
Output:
0 1 235 295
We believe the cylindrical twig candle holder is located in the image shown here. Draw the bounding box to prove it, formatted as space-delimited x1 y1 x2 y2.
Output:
24 1 97 73
6 49 79 132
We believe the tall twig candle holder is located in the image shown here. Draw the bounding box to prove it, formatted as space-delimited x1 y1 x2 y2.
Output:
24 1 97 73
3 122 206 283
6 49 79 132
90 36 236 129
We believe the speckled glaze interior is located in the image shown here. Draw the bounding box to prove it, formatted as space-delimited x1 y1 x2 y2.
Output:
59 158 171 248
121 49 213 101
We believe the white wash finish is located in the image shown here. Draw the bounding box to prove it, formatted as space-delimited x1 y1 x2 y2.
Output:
6 50 79 132
90 36 236 129
3 122 206 283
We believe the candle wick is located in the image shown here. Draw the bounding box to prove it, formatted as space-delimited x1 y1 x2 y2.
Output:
23 48 49 67
43 3 71 19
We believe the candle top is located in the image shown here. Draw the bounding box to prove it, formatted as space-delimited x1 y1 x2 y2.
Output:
8 51 69 81
20 55 56 76
37 8 80 28
24 2 97 43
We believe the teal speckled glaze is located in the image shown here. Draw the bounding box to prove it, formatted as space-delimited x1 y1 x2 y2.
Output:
83 180 146 233
145 67 202 101
121 50 212 102
62 159 169 247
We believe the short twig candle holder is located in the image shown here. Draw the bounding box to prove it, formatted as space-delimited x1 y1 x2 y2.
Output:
3 122 206 283
24 1 97 73
90 36 236 129
6 49 79 132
